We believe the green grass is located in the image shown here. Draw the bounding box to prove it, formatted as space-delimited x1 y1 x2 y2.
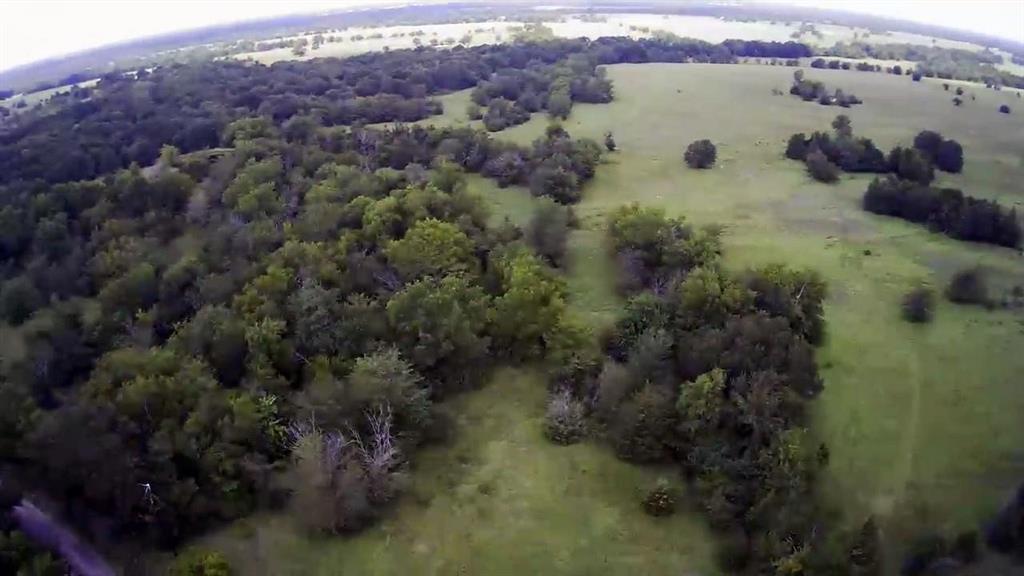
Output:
481 63 1024 552
190 368 717 575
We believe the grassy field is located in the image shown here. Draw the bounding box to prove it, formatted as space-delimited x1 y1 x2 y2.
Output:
190 368 718 575
479 63 1024 550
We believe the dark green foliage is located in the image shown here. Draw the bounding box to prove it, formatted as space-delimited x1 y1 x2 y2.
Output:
597 202 836 571
888 147 935 184
913 130 963 173
806 149 840 183
864 177 1021 248
902 287 936 323
684 139 717 169
946 268 990 305
1000 104 1012 114
527 198 571 267
0 275 42 325
785 133 808 160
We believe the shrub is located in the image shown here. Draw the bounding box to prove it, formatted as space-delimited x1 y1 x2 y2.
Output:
527 198 571 266
806 149 840 183
169 549 233 576
642 478 676 516
684 139 717 169
999 104 1011 114
611 383 675 462
902 287 935 323
604 131 617 152
946 268 988 305
785 133 808 160
466 103 482 120
544 389 586 445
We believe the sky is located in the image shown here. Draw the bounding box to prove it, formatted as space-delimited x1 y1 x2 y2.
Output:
1 0 1022 72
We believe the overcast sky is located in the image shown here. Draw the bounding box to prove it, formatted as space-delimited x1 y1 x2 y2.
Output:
1 0 1022 72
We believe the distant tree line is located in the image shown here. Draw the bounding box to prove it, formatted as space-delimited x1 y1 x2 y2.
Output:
789 69 863 106
0 37 811 187
824 41 1024 88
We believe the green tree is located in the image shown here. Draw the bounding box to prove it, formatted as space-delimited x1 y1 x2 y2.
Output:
385 218 477 280
490 249 568 360
684 139 717 169
526 198 571 266
386 274 490 388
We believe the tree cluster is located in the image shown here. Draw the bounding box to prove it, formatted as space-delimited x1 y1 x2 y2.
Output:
785 115 887 181
539 204 871 572
863 176 1021 248
789 69 863 107
0 36 812 187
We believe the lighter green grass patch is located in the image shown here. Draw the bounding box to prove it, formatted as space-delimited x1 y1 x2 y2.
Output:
192 368 717 576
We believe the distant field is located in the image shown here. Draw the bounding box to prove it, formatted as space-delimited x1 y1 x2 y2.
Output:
232 13 996 67
0 78 99 109
191 368 718 576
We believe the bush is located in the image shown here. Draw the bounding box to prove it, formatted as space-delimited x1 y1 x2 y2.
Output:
544 389 586 445
466 103 482 120
684 139 717 169
169 549 233 576
527 198 571 266
785 133 808 160
902 287 935 323
999 104 1011 114
946 268 988 305
806 149 840 183
642 478 676 516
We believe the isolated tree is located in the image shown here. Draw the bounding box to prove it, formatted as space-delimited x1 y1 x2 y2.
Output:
604 131 617 152
832 114 853 138
466 103 482 120
902 287 936 323
999 104 1012 114
955 86 964 96
684 139 717 169
946 268 989 305
912 71 922 81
